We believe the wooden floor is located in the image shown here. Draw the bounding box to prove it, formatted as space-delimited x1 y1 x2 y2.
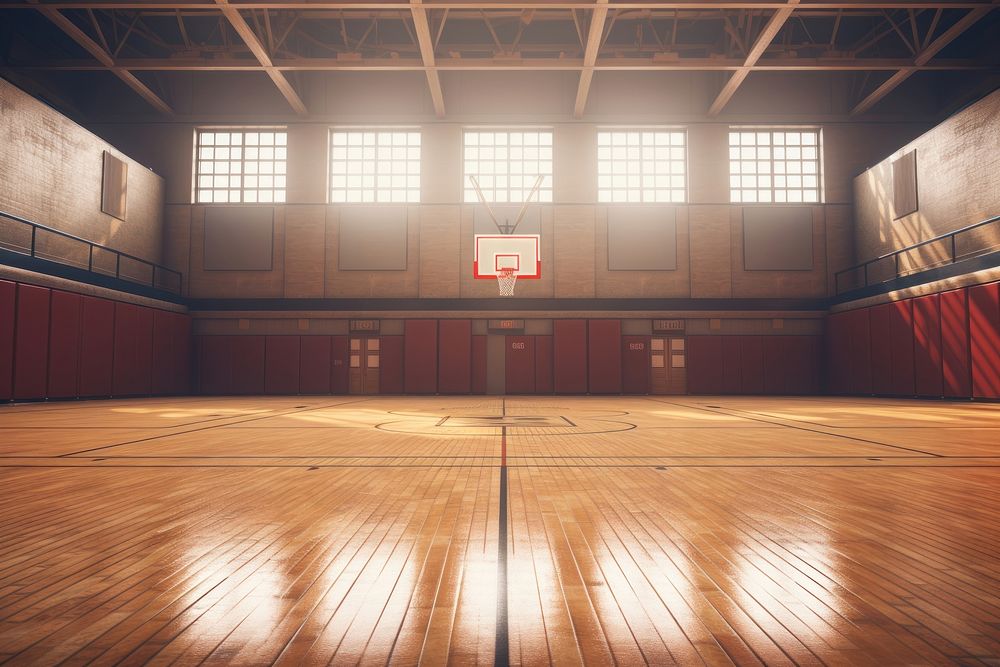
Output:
1 396 999 666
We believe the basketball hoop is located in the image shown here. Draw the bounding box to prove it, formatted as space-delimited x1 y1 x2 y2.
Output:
496 267 518 296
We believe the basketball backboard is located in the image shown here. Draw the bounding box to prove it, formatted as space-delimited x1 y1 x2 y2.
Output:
474 234 541 279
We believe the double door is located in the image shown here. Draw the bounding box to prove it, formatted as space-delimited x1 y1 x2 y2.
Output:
650 336 686 394
349 336 380 394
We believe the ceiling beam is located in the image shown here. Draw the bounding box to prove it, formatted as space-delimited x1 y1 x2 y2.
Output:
851 5 994 114
33 5 174 113
411 0 446 117
573 0 608 118
215 0 307 114
4 2 997 9
10 57 991 72
708 0 799 115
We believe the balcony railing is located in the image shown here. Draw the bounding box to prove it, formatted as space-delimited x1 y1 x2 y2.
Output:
835 214 1000 296
0 210 182 295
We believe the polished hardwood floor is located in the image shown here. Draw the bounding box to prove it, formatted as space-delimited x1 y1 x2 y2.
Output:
0 395 999 665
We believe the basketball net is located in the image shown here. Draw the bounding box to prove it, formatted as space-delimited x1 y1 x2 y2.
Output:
496 267 518 296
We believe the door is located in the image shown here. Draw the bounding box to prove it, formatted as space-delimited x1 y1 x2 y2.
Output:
505 335 535 394
349 336 380 394
650 336 686 395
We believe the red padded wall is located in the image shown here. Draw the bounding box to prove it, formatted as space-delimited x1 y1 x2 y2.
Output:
721 336 742 394
13 284 51 399
229 336 265 395
47 291 82 398
588 320 622 394
330 335 350 394
913 294 943 397
151 310 174 395
622 335 650 395
505 335 535 394
174 314 192 394
380 336 404 394
472 335 487 395
438 320 472 394
535 335 553 394
134 307 154 396
889 300 915 396
869 304 893 395
198 336 233 394
112 303 138 396
265 336 300 395
0 281 14 400
969 282 1000 398
846 309 873 395
740 336 764 394
940 288 972 398
553 319 587 394
299 336 332 394
404 320 438 394
762 336 789 394
687 336 724 394
79 296 114 397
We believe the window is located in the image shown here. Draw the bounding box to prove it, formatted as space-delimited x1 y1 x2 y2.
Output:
463 130 553 203
729 129 821 203
195 129 287 204
330 130 421 203
598 130 686 203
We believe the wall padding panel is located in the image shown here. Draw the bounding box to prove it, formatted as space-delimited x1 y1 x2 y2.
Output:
869 304 893 395
889 300 915 396
621 335 650 395
204 207 274 270
740 336 765 395
607 207 677 270
112 303 139 397
135 306 154 396
913 294 943 397
380 336 405 394
588 320 622 394
472 335 487 395
229 336 265 395
535 335 553 394
330 336 350 394
199 336 233 395
79 296 115 397
0 281 14 400
404 320 437 394
505 335 535 394
152 311 191 396
687 336 724 395
265 336 301 395
13 284 50 399
339 207 408 270
47 291 82 398
969 282 1000 398
846 309 873 395
743 207 813 270
299 336 332 395
553 319 587 394
721 336 742 394
438 320 472 394
940 289 972 398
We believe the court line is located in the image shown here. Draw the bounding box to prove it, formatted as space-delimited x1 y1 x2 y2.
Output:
58 398 376 457
495 418 509 667
642 397 943 457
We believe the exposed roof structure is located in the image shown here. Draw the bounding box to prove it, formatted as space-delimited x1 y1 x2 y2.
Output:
2 0 997 117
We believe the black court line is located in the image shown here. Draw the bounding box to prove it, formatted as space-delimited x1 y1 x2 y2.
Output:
642 397 943 457
59 397 375 457
496 404 510 667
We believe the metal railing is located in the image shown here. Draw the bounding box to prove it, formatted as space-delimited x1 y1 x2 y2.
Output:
0 210 183 295
835 214 1000 296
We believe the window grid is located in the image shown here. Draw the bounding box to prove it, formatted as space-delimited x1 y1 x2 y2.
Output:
330 130 421 203
729 129 821 204
195 129 287 204
598 130 687 203
463 130 553 204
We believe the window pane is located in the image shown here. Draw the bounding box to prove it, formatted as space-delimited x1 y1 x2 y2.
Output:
195 128 287 204
596 130 686 204
464 129 553 203
728 128 822 204
329 130 420 203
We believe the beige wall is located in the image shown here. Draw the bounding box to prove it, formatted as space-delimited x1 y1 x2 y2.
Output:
87 72 934 301
853 89 1000 276
0 79 166 265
